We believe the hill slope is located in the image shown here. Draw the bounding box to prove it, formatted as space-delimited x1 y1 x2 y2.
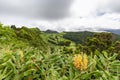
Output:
63 31 120 44
0 24 49 50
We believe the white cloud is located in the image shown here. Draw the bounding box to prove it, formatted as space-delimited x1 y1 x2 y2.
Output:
0 0 120 31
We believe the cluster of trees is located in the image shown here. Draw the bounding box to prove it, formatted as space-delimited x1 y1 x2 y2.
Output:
75 32 120 59
12 26 47 49
63 31 120 44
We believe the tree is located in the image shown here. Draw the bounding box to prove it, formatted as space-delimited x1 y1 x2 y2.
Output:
85 32 114 54
11 25 16 29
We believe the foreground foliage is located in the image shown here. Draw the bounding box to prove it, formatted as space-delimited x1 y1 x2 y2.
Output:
0 45 120 80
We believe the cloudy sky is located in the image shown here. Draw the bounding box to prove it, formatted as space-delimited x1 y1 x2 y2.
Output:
0 0 120 31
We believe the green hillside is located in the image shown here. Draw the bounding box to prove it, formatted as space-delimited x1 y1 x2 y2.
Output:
0 24 73 51
63 31 120 44
63 31 94 44
0 23 120 80
0 24 50 50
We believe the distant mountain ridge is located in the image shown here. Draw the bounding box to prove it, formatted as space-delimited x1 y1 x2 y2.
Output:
104 29 120 35
44 29 58 34
44 28 120 35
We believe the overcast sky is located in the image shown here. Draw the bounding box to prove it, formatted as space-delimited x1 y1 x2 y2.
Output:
0 0 120 31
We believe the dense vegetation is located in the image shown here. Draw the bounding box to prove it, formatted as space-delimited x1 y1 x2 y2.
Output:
63 31 93 44
0 23 120 80
63 31 120 44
